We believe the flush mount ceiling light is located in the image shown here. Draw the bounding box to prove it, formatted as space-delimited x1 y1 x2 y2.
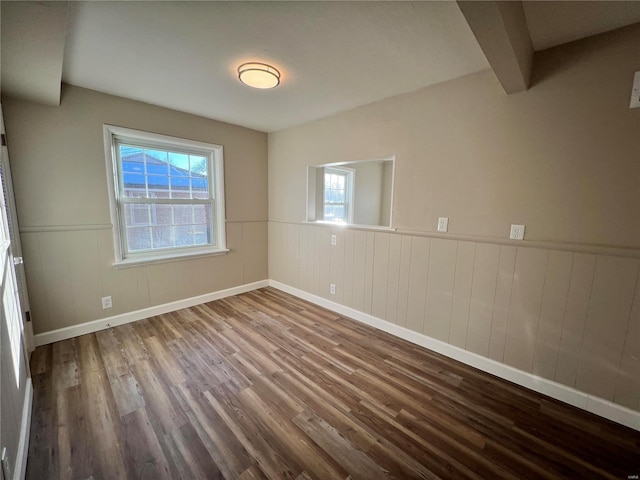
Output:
238 62 281 89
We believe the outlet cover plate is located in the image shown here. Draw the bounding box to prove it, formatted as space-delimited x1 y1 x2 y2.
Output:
510 224 525 240
437 217 449 232
330 234 337 246
102 296 113 309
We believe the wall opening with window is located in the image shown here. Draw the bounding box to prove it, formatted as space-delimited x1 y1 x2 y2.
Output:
306 157 394 227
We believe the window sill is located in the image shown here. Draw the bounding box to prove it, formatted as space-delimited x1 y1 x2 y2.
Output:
113 248 229 268
303 221 397 232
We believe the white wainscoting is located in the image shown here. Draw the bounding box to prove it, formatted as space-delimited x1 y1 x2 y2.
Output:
270 280 640 431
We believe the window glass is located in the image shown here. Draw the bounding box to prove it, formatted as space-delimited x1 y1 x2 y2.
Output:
105 125 225 263
323 168 352 223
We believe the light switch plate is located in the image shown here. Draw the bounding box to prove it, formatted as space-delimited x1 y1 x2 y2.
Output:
437 217 449 233
510 224 525 240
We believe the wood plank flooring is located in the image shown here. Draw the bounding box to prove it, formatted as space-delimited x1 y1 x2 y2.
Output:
26 287 640 480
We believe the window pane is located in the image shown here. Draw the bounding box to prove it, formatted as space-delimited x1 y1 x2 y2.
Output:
145 150 169 166
121 144 147 194
168 152 189 172
127 227 152 251
145 152 168 176
327 174 334 189
324 204 346 222
322 168 351 223
192 177 209 199
193 204 209 224
120 145 211 201
151 225 172 248
149 189 170 199
124 204 150 227
145 174 169 199
189 155 208 176
190 225 209 246
174 224 209 247
111 130 223 259
331 188 345 203
175 225 194 247
123 203 212 252
121 146 145 173
123 188 146 198
152 204 172 225
170 177 191 199
173 205 193 225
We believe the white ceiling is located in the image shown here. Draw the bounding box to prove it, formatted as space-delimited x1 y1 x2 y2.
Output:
523 1 640 51
3 2 640 133
63 1 489 132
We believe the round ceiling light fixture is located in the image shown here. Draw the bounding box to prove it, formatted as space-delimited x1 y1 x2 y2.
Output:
238 62 281 89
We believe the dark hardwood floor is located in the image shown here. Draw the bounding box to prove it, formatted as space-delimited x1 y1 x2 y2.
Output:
26 287 640 480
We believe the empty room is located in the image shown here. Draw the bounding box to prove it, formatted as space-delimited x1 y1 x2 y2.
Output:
0 1 639 479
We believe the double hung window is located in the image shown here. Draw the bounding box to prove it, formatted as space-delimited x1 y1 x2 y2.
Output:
323 167 354 223
104 125 226 265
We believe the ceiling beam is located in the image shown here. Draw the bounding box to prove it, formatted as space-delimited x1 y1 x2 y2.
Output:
457 1 533 94
1 2 68 105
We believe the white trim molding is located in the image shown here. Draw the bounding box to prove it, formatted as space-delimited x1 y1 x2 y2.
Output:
14 378 33 480
269 219 640 259
34 280 269 346
19 224 113 234
269 280 640 432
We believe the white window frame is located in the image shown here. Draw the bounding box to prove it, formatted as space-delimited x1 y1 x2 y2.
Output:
103 125 227 266
323 166 354 224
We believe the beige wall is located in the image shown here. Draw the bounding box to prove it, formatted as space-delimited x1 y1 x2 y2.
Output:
269 24 640 249
3 85 269 334
269 25 640 413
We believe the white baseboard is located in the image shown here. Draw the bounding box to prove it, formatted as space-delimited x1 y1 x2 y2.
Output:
34 280 269 347
269 280 640 432
14 378 32 480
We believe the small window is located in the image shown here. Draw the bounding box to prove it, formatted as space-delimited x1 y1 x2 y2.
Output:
104 125 226 265
323 167 354 223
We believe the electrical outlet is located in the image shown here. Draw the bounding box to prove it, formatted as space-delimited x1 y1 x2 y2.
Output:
437 217 449 232
510 224 525 240
101 296 113 309
330 234 337 246
330 283 336 295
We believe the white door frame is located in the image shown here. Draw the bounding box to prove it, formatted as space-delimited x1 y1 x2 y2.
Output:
0 104 35 353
